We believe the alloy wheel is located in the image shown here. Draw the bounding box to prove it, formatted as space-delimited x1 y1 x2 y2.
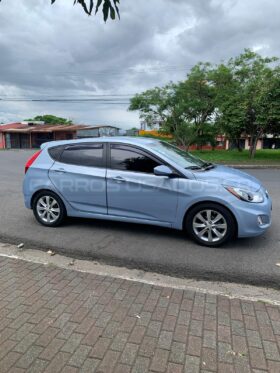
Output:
192 209 228 243
36 195 61 224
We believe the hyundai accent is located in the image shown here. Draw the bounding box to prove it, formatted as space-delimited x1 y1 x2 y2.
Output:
23 137 272 247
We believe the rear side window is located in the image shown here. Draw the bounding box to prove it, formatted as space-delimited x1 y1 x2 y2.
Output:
60 144 104 168
110 145 160 173
48 146 65 161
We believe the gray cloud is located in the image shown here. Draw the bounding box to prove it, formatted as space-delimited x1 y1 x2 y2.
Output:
0 0 279 128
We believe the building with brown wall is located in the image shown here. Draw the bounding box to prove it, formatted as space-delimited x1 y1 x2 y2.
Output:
0 122 120 149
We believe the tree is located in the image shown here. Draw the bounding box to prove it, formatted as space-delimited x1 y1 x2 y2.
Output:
175 63 216 149
259 68 280 138
129 83 194 148
129 84 175 129
169 122 197 150
211 49 279 157
209 64 246 151
0 0 120 21
129 63 217 149
176 63 216 132
25 115 72 125
131 49 280 157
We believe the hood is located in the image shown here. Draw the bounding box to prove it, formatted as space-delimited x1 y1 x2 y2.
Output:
193 165 262 192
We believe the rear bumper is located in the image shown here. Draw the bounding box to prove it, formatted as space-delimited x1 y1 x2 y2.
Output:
24 194 32 209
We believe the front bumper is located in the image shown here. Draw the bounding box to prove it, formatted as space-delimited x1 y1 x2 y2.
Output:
232 191 272 238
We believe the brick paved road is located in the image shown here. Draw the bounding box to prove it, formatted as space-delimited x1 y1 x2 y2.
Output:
1 258 280 372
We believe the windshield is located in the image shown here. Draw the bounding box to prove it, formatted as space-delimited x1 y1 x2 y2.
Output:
150 141 207 169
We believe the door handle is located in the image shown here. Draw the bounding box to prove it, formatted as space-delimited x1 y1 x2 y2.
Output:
112 176 126 183
54 168 66 174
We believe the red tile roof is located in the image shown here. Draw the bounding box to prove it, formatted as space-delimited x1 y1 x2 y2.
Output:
0 122 26 130
0 123 90 133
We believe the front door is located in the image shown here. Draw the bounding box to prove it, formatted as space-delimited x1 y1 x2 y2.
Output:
49 143 107 214
107 144 179 223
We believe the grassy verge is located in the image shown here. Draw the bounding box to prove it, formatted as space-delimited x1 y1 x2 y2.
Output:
138 135 280 164
190 149 280 164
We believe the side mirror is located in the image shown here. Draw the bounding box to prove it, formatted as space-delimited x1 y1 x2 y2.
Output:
154 165 174 177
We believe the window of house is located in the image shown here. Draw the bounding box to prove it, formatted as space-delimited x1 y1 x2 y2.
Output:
110 145 160 173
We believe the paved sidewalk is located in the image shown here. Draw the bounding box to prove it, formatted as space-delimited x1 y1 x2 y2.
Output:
1 258 280 373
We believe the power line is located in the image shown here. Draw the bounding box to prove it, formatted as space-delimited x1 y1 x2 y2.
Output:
0 98 131 101
0 64 193 78
0 94 135 99
0 98 130 104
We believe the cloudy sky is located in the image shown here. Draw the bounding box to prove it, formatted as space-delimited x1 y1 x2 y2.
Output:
0 0 279 129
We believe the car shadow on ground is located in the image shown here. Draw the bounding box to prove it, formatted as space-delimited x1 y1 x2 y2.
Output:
64 216 260 251
66 216 184 239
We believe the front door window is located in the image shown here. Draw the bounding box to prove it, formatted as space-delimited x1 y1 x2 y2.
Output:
110 144 160 173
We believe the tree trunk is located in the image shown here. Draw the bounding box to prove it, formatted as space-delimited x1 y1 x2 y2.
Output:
249 136 258 158
237 139 243 152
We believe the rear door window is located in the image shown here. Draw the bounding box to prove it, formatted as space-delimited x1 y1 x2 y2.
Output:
60 144 104 168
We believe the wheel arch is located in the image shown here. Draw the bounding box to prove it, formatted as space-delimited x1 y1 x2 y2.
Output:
182 200 238 236
31 189 66 214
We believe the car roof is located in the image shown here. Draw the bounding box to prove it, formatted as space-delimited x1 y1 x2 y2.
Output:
41 136 162 149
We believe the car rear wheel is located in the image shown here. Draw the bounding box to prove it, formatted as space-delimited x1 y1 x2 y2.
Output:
185 203 236 247
33 191 66 227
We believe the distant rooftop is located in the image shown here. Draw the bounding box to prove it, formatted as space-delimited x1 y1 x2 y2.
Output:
0 122 120 133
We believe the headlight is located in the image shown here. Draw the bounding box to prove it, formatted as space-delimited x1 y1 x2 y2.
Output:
224 186 264 203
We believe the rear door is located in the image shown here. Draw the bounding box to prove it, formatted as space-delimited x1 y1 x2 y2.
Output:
106 144 179 223
49 143 107 214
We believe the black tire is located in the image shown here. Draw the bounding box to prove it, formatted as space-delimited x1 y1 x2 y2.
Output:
33 191 66 227
185 203 236 247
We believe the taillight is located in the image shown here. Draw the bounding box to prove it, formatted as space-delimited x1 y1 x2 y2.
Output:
25 150 42 174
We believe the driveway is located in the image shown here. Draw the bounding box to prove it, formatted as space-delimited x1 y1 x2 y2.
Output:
1 150 280 288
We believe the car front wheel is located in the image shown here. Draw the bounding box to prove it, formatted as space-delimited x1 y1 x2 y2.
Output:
33 191 66 227
185 203 236 247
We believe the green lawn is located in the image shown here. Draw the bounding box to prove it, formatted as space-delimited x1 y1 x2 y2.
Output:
190 149 280 164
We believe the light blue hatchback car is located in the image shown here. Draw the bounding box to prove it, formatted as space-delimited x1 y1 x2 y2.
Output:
23 137 272 247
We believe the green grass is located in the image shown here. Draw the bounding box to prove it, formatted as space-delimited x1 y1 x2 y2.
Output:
190 149 280 164
138 135 280 164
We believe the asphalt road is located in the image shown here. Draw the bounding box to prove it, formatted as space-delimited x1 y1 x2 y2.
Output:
1 150 280 288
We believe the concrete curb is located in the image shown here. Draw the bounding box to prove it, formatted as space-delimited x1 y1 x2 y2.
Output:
224 164 280 169
1 242 280 305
